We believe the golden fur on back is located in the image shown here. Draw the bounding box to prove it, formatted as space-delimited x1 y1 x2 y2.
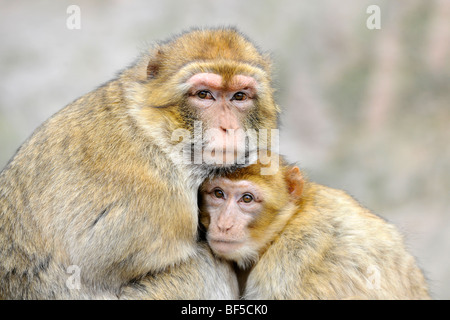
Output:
244 180 430 299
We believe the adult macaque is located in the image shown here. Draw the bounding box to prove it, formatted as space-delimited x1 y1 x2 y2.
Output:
199 157 430 299
0 28 278 299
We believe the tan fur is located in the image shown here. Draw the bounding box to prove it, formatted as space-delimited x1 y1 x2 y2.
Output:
200 160 430 300
245 181 430 299
120 243 238 299
0 27 275 299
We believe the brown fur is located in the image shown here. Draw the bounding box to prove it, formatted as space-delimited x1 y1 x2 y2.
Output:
120 243 238 299
0 27 276 299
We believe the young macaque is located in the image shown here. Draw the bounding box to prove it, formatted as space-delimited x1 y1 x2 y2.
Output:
199 157 430 299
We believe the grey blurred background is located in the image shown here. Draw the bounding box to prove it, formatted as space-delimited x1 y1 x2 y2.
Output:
0 0 448 299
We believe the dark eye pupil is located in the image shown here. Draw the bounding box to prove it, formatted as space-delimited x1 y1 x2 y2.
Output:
198 91 208 99
214 190 224 198
234 92 245 100
242 194 253 203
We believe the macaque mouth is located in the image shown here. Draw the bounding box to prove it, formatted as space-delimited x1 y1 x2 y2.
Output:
209 149 238 156
208 238 244 254
209 238 241 244
186 142 252 167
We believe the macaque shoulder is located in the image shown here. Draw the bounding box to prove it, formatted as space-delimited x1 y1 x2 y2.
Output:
298 182 386 224
276 181 404 253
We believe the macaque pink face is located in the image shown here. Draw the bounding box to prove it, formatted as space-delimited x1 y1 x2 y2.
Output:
186 73 259 164
200 177 264 260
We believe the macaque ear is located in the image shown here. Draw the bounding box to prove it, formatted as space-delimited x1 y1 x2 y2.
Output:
147 49 164 79
285 166 304 202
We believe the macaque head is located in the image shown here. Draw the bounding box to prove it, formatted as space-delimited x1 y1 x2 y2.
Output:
130 27 279 166
199 158 304 268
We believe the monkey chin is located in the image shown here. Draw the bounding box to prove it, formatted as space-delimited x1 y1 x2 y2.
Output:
202 149 247 167
208 239 258 270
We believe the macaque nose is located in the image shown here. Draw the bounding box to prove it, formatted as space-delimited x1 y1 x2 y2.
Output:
217 215 234 233
218 224 232 233
219 126 228 134
219 122 239 134
219 107 240 134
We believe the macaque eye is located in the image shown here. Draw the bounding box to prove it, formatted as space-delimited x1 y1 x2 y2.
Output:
241 193 254 203
232 92 247 101
213 189 225 199
197 90 213 99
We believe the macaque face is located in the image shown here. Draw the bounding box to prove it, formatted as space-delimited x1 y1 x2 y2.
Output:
199 163 303 267
186 72 259 165
200 177 264 261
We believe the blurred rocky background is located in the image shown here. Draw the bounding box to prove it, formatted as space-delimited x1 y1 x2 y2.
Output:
0 0 448 299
